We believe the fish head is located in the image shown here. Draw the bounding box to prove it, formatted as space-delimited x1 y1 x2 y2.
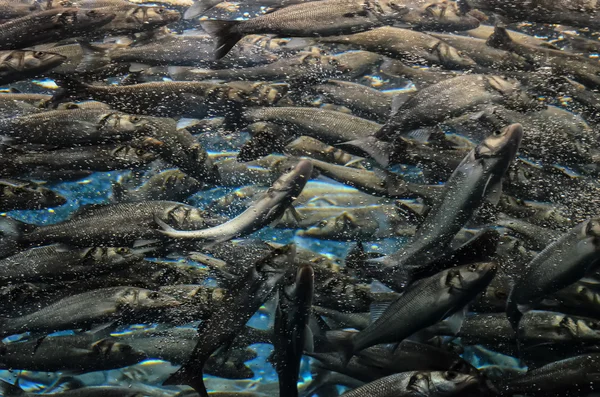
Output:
271 159 314 197
553 314 600 340
102 247 139 263
427 371 480 395
104 113 151 133
585 217 600 240
91 338 148 362
433 41 476 69
66 8 116 29
34 185 67 207
476 123 523 160
226 81 287 106
446 262 497 293
113 144 158 162
332 51 383 75
139 6 182 24
118 288 181 310
20 50 66 70
372 0 410 22
164 204 207 230
413 1 482 30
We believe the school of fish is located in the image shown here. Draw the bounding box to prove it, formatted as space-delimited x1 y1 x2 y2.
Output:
0 0 600 396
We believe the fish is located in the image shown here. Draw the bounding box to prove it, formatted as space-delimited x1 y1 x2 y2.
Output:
157 159 312 242
0 201 213 252
0 178 66 211
112 170 203 202
0 50 66 84
272 263 314 397
336 371 480 397
366 124 522 290
507 217 600 330
327 263 496 363
0 336 148 372
0 286 180 337
0 8 116 50
91 5 181 36
318 27 477 69
162 245 295 396
201 0 410 59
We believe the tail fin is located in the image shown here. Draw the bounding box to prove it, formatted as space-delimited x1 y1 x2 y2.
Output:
0 217 30 258
505 295 523 332
0 381 24 397
200 20 243 60
338 136 393 168
184 0 222 19
77 42 112 73
325 330 355 366
52 77 92 105
486 25 515 52
163 362 208 397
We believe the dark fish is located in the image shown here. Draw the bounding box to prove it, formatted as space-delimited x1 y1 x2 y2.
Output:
327 263 496 362
0 286 180 337
368 124 522 289
162 245 295 396
272 263 314 397
0 245 138 284
92 5 180 35
0 8 116 50
201 0 410 59
112 170 203 202
507 217 600 330
0 201 212 250
157 159 312 242
0 336 147 372
0 179 66 211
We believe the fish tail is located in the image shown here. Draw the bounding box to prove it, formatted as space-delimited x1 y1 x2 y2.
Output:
325 330 355 366
0 217 31 258
338 137 393 168
200 20 243 60
486 25 514 51
163 363 209 397
52 76 92 105
184 0 222 19
77 42 112 73
0 380 24 396
505 295 523 332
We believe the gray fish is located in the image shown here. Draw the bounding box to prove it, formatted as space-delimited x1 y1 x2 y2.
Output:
0 201 212 249
157 160 313 242
0 8 116 50
284 136 366 167
272 263 314 397
0 286 180 337
318 27 476 69
398 0 482 31
200 0 410 59
327 263 496 362
57 79 286 118
0 245 138 284
0 50 65 84
337 371 479 397
0 382 166 397
0 109 152 146
243 107 381 146
507 217 600 330
162 245 295 396
0 178 66 211
368 124 522 289
1 143 157 176
0 336 147 372
375 75 539 139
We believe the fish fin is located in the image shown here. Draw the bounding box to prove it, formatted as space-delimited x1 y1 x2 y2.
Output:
128 63 151 73
200 20 243 60
444 306 468 335
111 181 128 202
303 325 315 353
406 128 435 143
506 295 526 332
0 380 24 396
325 330 355 366
345 242 366 270
289 206 304 223
486 24 515 51
77 42 111 73
132 239 160 248
0 217 31 258
484 177 503 205
391 94 408 116
394 201 425 224
369 300 392 324
338 137 392 168
153 214 177 233
163 363 209 397
184 0 222 19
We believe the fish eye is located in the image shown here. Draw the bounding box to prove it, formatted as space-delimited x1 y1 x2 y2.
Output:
156 7 165 13
117 247 128 254
148 292 160 299
468 263 479 271
135 149 146 156
130 116 141 122
496 290 508 299
589 322 599 330
87 10 97 16
444 371 459 380
33 51 45 58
